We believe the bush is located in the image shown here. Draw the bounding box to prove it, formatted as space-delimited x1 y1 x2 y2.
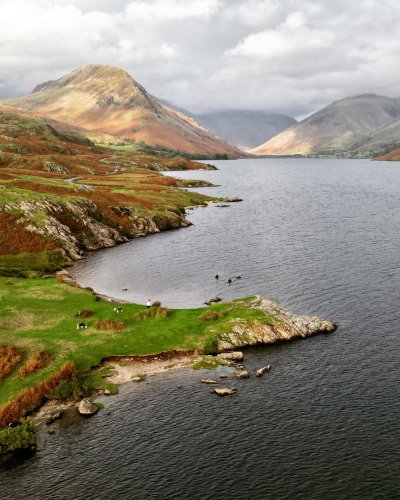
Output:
198 310 225 322
202 337 219 355
0 345 22 380
152 300 162 307
0 362 76 428
75 309 94 318
134 305 170 321
0 418 37 456
51 374 86 399
95 320 125 330
19 350 52 378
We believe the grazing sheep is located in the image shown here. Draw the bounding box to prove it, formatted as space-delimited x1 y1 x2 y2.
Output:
114 307 124 313
76 322 87 329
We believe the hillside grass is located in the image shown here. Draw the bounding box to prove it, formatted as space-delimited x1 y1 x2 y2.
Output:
0 277 268 410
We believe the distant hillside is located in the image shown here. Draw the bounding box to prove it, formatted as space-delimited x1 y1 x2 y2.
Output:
194 110 296 149
3 65 242 156
251 94 400 157
157 101 296 149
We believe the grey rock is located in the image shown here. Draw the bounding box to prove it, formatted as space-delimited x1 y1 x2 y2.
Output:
217 351 244 362
78 399 99 416
211 387 237 396
256 365 272 377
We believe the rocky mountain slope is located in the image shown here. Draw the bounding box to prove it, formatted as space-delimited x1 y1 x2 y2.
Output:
3 65 242 156
0 106 216 275
251 94 400 157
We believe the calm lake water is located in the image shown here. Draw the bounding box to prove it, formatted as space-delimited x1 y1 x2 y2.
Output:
1 158 400 499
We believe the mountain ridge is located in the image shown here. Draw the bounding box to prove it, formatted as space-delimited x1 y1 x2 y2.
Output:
251 94 400 157
3 65 242 156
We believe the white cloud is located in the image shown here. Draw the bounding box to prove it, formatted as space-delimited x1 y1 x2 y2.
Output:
124 0 222 21
225 12 333 60
0 0 399 118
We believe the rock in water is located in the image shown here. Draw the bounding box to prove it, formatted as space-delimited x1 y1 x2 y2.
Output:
235 369 250 379
256 365 272 377
211 387 237 396
78 399 99 416
217 351 244 362
201 378 219 385
46 411 62 425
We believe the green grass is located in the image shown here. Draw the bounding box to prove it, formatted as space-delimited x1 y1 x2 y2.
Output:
0 278 273 408
0 251 67 276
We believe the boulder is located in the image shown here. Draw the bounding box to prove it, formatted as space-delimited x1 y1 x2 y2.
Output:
235 369 250 379
256 365 272 377
132 374 145 383
211 387 237 396
201 378 219 385
78 399 99 416
217 351 244 362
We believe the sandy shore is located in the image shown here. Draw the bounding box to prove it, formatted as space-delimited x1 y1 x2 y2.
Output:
104 352 199 384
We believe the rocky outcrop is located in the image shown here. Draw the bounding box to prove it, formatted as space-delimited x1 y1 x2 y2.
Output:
217 296 336 352
42 161 69 173
1 198 191 261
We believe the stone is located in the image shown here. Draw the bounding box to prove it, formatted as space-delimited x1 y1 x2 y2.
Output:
256 365 272 377
204 296 222 305
46 411 62 425
201 378 219 385
211 387 237 396
104 389 111 395
78 399 99 416
224 197 243 202
132 374 145 383
217 351 244 362
235 369 250 379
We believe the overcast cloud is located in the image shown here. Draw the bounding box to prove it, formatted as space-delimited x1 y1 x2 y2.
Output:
0 0 399 118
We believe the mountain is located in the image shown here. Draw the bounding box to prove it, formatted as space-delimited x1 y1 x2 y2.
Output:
3 65 242 156
157 101 296 149
194 110 296 149
251 94 400 156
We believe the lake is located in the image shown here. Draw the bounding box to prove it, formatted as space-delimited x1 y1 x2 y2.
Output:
1 158 399 499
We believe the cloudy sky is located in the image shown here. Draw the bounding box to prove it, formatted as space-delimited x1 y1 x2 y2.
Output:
1 0 400 118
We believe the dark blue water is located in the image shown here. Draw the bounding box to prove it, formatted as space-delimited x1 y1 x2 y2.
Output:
1 158 399 499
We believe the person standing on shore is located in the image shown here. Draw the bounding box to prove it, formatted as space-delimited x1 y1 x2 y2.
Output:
146 299 151 309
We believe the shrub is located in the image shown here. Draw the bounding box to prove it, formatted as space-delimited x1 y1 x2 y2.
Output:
0 362 76 428
51 374 86 399
0 418 37 456
202 337 219 355
95 320 125 330
0 345 22 380
198 310 225 322
152 300 162 307
0 211 57 255
134 305 170 321
3 280 14 285
75 309 94 318
19 350 52 378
